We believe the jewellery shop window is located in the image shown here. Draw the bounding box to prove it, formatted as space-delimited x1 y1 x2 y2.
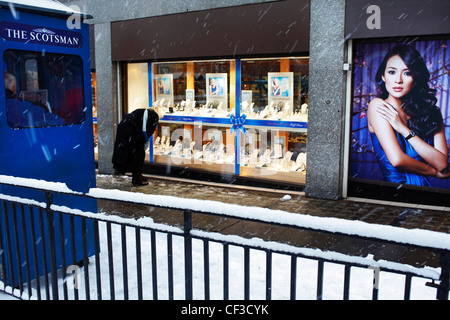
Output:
146 57 309 185
151 59 235 175
238 57 309 185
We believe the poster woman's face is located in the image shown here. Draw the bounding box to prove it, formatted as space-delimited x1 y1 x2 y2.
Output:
382 55 414 99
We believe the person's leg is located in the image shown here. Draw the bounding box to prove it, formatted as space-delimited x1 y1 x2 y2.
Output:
132 171 148 186
131 147 148 186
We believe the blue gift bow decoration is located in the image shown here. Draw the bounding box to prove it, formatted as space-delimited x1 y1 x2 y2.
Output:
230 114 248 135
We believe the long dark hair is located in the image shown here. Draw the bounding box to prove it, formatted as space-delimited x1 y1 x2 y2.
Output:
375 44 442 139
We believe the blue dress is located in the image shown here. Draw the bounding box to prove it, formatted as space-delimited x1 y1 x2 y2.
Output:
370 131 433 187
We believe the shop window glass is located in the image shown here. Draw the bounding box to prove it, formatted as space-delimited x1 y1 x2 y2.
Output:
125 57 309 185
239 58 308 183
241 57 309 116
151 60 232 112
4 49 85 129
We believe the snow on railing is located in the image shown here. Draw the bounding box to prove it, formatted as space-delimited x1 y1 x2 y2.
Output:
1 174 450 252
1 174 449 300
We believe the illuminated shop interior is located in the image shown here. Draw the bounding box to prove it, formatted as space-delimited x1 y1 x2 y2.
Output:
124 57 309 186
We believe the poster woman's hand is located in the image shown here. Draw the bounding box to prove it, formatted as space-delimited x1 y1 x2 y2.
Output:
375 101 410 137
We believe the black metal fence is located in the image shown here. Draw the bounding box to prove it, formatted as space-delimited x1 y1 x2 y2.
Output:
0 175 449 300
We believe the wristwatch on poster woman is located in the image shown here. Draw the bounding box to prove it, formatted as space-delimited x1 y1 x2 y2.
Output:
405 130 416 141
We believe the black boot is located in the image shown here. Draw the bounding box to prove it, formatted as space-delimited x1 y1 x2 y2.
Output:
132 173 149 186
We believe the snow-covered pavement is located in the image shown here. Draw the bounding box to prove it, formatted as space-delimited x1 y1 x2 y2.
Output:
0 174 447 300
0 214 440 300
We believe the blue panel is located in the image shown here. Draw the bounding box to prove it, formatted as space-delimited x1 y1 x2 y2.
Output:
234 59 241 175
0 8 97 287
148 62 154 162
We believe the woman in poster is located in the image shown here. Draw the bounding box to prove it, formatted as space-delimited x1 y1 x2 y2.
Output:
209 78 218 95
158 78 165 94
272 77 281 96
367 44 450 186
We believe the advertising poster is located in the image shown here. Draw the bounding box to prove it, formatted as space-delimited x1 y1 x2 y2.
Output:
350 39 450 191
155 74 174 105
269 75 290 97
268 72 293 113
206 73 227 98
206 73 228 108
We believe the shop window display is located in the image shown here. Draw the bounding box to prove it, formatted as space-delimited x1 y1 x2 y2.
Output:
124 57 309 185
238 58 308 184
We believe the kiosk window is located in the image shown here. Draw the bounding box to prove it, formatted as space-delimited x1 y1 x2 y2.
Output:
3 50 85 129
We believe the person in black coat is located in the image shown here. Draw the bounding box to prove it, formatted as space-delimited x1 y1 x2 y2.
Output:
112 108 159 186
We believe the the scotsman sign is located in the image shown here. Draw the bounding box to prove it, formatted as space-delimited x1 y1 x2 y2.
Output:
0 21 82 48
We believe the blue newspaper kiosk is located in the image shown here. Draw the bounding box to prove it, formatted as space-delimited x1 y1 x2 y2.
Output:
0 1 97 290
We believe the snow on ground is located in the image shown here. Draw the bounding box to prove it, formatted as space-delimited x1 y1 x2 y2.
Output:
0 174 443 300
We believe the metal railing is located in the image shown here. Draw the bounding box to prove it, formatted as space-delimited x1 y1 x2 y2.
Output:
0 175 449 300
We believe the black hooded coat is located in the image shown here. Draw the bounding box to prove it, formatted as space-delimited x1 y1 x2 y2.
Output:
112 108 159 176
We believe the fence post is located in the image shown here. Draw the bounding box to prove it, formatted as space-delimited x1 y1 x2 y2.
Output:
184 210 193 300
437 252 450 300
44 191 59 300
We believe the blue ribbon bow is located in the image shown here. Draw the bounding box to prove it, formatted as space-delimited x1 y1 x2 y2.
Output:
230 114 247 135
